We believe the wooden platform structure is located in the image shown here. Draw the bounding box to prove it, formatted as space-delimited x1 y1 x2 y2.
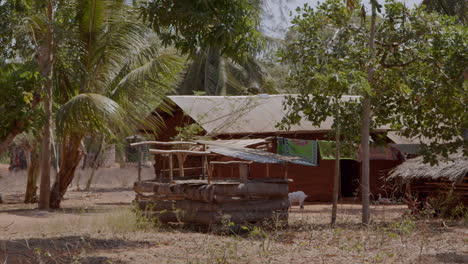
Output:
131 141 291 226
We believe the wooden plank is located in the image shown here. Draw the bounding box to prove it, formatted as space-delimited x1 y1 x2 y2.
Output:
131 141 199 147
249 178 292 183
134 181 288 201
143 209 288 225
161 167 203 173
136 193 185 201
213 182 288 197
210 161 253 165
134 181 158 193
136 199 289 213
150 149 212 156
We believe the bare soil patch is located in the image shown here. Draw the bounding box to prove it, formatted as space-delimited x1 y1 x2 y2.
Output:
1 166 467 263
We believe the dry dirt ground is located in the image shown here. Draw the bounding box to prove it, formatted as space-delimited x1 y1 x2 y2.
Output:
0 165 467 264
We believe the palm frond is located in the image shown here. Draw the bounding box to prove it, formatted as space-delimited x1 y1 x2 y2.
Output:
56 93 127 136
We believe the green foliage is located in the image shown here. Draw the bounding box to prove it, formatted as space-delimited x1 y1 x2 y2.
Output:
279 0 467 164
178 50 277 95
426 190 467 219
422 0 467 25
49 0 184 138
172 124 204 141
140 0 263 62
0 62 43 141
0 0 35 62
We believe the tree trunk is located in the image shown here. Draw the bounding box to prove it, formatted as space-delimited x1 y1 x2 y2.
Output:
85 137 104 190
38 0 55 210
331 101 341 228
25 149 40 203
361 1 377 225
361 96 371 225
49 134 84 208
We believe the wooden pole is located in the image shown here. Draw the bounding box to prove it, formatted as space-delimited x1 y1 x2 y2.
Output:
239 163 249 183
137 145 142 182
202 143 206 179
168 154 173 182
208 164 213 183
176 153 184 177
202 155 207 179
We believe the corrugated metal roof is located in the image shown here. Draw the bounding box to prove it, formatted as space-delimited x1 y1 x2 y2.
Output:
168 95 362 136
203 139 267 148
198 139 317 166
209 147 284 164
386 131 430 144
386 131 458 145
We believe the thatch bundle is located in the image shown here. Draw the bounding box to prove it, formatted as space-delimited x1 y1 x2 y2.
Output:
389 151 467 183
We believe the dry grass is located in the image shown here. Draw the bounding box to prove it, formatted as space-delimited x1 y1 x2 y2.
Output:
0 166 467 264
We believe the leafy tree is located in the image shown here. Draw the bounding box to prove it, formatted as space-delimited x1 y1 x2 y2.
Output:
280 0 467 224
0 0 35 63
140 0 263 61
0 62 42 156
45 0 183 208
422 0 467 24
140 0 277 96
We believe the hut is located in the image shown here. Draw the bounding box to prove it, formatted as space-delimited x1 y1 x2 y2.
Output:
389 151 468 206
138 95 405 202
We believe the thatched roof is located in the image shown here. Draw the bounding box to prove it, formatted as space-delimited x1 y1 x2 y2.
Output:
389 151 467 183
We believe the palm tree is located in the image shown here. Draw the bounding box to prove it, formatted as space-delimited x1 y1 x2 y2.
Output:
178 46 278 95
46 0 183 208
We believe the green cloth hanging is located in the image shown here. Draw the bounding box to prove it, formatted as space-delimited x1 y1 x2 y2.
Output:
277 137 318 165
318 141 357 160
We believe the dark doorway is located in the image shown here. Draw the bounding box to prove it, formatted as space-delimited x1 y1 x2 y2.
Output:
340 160 360 197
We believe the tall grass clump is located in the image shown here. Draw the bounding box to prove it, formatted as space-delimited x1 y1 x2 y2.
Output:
97 205 161 235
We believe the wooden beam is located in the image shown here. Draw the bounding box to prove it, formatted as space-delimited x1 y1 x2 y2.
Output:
168 154 173 182
137 145 142 182
141 209 288 225
176 153 185 177
239 163 249 183
208 164 214 183
210 161 253 165
136 199 289 213
161 167 203 173
150 149 212 156
131 141 199 147
202 155 207 179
